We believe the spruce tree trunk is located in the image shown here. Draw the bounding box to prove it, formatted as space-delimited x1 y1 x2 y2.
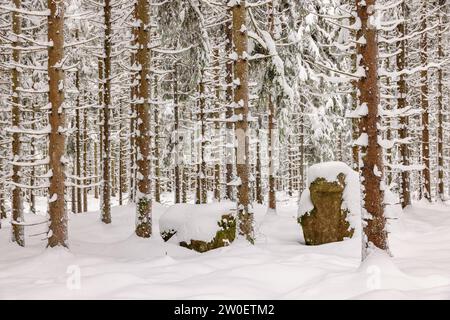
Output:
83 107 88 212
153 76 161 202
11 0 24 246
267 1 276 212
268 97 276 212
200 71 207 204
101 0 112 223
420 0 431 201
437 11 444 200
47 0 67 248
397 1 411 208
255 116 263 204
135 0 152 238
213 49 221 201
173 63 181 203
232 0 254 243
357 0 388 257
225 13 234 201
75 72 82 213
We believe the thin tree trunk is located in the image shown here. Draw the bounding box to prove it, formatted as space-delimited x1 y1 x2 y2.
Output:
119 103 125 206
357 0 388 257
255 115 263 204
173 63 181 203
299 104 305 195
232 0 254 243
225 13 234 200
47 0 67 247
29 106 36 214
213 49 221 201
154 76 161 202
397 1 411 208
268 96 276 212
101 0 112 223
83 106 88 212
94 140 99 199
267 1 276 213
135 0 152 238
11 0 24 246
75 73 82 213
437 10 444 200
420 0 431 201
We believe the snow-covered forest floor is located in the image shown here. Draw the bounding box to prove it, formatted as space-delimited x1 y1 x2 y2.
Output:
1 194 449 299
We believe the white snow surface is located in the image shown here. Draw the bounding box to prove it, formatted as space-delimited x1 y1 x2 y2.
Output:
159 201 236 243
298 161 361 234
1 194 450 299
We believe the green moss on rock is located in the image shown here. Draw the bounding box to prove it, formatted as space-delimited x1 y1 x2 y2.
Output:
299 174 354 245
162 214 236 253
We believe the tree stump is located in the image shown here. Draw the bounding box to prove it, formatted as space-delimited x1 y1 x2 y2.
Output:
298 173 354 245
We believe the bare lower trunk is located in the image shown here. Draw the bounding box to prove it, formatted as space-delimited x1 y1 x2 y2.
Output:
101 0 112 223
173 63 181 203
47 0 67 247
225 13 234 200
357 0 388 257
11 0 24 246
83 107 88 212
268 97 276 212
397 1 411 208
437 12 444 200
232 0 254 243
135 0 152 238
255 116 263 204
153 76 161 202
420 1 431 201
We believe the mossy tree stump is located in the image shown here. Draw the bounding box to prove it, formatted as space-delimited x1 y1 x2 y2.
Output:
298 174 354 245
161 214 236 253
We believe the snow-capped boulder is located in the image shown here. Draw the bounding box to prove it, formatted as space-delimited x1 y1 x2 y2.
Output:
298 161 361 245
159 201 236 253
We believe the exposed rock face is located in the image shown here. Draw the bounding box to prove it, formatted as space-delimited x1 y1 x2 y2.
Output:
161 214 236 253
299 174 354 245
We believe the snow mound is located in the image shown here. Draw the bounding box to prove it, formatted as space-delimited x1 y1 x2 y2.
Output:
159 201 236 244
298 161 361 234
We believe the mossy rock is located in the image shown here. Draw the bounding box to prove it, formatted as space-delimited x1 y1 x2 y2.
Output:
298 174 354 245
162 214 236 253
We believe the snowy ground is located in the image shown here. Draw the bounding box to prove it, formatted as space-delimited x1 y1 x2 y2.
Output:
1 194 450 299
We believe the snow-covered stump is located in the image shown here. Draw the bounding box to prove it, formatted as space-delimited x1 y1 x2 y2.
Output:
159 202 236 253
298 162 361 245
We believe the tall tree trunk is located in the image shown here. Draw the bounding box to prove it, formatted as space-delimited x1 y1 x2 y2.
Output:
268 97 276 212
173 63 181 203
11 0 24 246
119 102 125 206
299 104 305 195
75 71 82 213
213 49 221 201
397 1 411 208
29 106 36 214
153 76 161 202
135 0 152 238
267 0 276 213
129 4 138 204
437 9 444 200
225 13 234 200
255 115 263 204
47 0 67 248
232 0 254 243
83 106 88 212
101 0 112 223
420 0 431 201
357 0 388 257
